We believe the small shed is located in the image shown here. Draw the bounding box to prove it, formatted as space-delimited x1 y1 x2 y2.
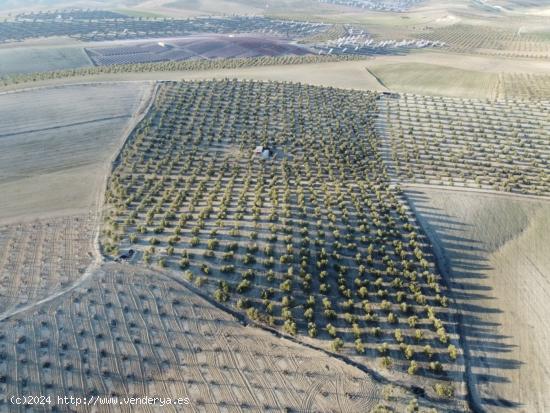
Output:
261 148 272 159
254 146 273 159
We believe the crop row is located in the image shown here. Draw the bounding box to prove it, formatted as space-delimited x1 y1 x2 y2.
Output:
15 9 129 21
379 93 550 195
0 54 362 88
418 24 550 58
0 263 408 412
101 80 460 385
0 215 94 315
0 16 328 43
318 0 423 12
495 73 550 100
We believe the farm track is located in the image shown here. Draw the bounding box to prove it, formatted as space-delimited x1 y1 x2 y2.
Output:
0 262 393 412
5 78 530 410
0 80 157 322
0 115 131 139
158 266 456 410
0 215 96 319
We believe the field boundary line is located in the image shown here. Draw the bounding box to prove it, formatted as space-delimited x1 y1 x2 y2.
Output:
0 81 159 323
365 67 390 91
93 80 159 257
0 114 130 139
0 80 155 96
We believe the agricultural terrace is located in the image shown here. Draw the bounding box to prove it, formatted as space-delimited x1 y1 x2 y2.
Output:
102 80 462 398
417 25 550 59
379 94 550 196
0 263 440 412
0 16 328 43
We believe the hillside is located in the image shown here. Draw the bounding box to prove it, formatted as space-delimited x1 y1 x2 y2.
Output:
0 82 154 223
405 187 550 412
101 79 468 407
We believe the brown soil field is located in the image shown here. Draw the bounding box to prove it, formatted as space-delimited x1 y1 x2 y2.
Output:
0 262 434 412
405 187 550 413
0 82 155 223
86 34 312 66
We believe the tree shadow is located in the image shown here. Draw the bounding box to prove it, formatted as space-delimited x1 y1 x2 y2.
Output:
404 189 523 411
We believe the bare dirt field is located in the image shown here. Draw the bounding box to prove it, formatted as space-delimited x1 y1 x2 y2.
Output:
0 81 155 223
0 262 429 412
0 214 95 318
364 51 550 99
405 186 550 413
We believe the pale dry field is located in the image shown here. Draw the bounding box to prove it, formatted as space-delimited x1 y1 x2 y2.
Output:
0 82 154 223
366 51 550 75
368 63 498 99
0 46 91 76
405 187 550 413
365 51 550 99
496 73 550 99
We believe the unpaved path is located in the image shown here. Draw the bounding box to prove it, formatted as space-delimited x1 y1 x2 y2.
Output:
0 81 157 320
